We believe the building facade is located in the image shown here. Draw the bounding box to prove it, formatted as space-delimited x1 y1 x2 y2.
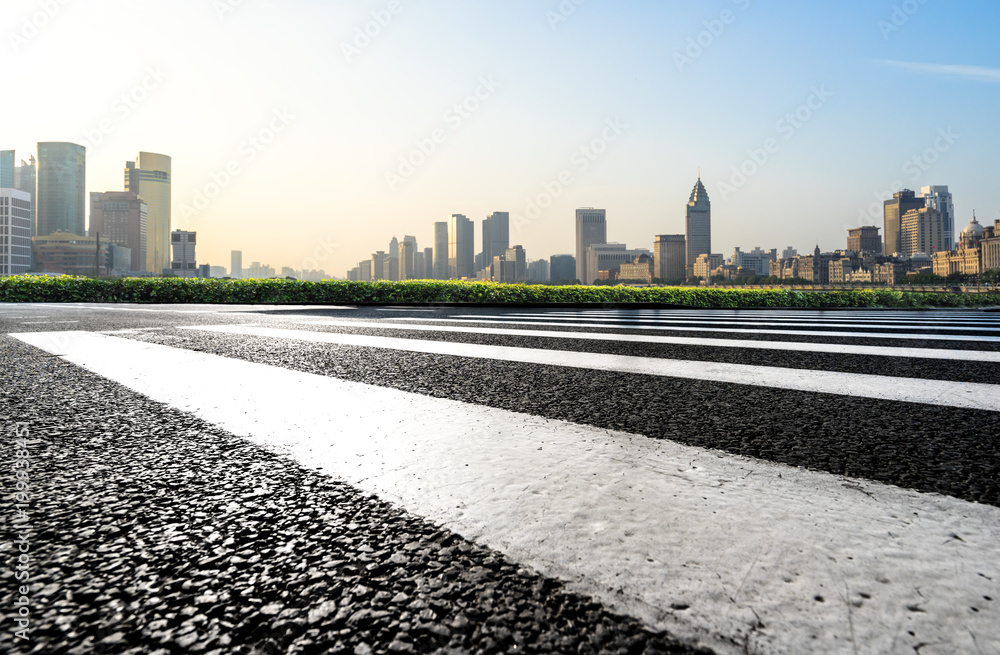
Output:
587 244 652 282
170 230 197 276
549 254 575 283
36 142 86 238
33 233 111 276
847 226 882 255
921 185 955 249
482 212 510 274
685 177 711 276
448 214 475 279
575 208 607 285
89 191 147 272
125 152 171 274
14 156 36 240
619 253 655 283
0 150 13 188
654 234 686 282
231 250 243 279
883 189 924 257
729 247 777 277
693 253 724 279
0 189 32 275
899 207 945 257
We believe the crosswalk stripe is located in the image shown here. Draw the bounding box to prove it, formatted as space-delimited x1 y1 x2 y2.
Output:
390 317 1000 343
501 310 1000 324
10 330 1000 655
295 319 1000 363
178 325 1000 410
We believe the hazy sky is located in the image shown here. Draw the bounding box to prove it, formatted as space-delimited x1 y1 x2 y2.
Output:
4 0 998 276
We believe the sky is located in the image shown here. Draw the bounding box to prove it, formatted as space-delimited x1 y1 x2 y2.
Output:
3 0 999 276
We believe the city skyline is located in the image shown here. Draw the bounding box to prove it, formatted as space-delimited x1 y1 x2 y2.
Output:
3 1 999 275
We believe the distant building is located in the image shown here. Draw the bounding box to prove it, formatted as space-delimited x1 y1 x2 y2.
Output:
883 189 924 257
0 188 31 275
527 258 550 282
422 247 433 278
36 142 86 238
549 254 576 283
619 253 655 283
89 191 147 272
248 261 276 278
729 247 777 277
847 226 882 256
14 156 36 240
921 186 956 249
413 250 425 279
388 237 400 281
654 235 685 281
125 152 171 273
933 215 995 277
685 177 711 276
0 150 13 188
983 218 1000 273
781 246 798 260
693 253 723 279
359 259 373 282
587 243 652 283
448 214 475 279
575 208 607 285
33 232 111 276
399 235 417 280
482 212 510 272
231 250 243 279
433 222 449 279
170 230 197 277
210 265 227 278
900 207 945 256
371 251 386 281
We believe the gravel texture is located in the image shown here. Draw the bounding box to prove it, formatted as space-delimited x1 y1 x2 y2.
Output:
0 335 711 655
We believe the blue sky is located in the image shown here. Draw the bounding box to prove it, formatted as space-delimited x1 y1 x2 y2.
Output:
3 0 998 275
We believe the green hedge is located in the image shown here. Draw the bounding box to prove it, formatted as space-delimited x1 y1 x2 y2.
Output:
1 276 998 308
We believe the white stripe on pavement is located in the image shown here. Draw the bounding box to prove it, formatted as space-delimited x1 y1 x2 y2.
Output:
392 317 1000 343
295 319 1000 363
11 330 999 655
180 325 1000 410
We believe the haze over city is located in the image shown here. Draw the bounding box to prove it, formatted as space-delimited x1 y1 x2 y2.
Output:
4 0 999 275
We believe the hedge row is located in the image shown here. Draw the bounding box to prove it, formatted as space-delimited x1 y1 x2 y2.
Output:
1 276 998 308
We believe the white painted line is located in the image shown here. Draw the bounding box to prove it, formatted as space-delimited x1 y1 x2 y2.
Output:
502 312 1000 327
297 319 1000 363
11 331 1000 655
181 325 1000 411
20 321 80 325
391 317 1000 344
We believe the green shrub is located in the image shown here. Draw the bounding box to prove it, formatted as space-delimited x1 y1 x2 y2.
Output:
1 276 998 308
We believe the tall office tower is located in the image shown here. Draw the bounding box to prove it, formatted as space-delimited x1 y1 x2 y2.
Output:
482 212 510 272
685 176 711 276
921 186 956 249
388 237 400 281
847 226 882 255
231 251 243 279
422 247 433 278
36 142 86 237
504 245 527 282
433 222 449 279
654 234 686 281
448 214 475 279
414 251 425 279
125 152 171 273
549 254 576 283
89 191 147 272
371 251 386 281
883 189 924 257
900 207 945 256
0 189 32 275
170 230 197 276
0 150 13 188
399 235 417 279
575 208 607 285
15 156 36 242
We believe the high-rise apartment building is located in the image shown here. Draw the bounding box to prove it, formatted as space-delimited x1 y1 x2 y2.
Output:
448 214 474 279
433 222 449 279
482 212 510 273
685 177 711 276
847 226 882 255
371 251 386 281
0 189 32 275
883 189 925 257
89 191 147 272
170 230 197 276
0 151 13 188
399 235 417 280
549 254 576 283
125 152 171 274
654 235 686 281
231 250 243 279
921 186 956 249
422 247 433 278
388 237 400 281
575 208 607 285
36 142 86 238
900 207 945 256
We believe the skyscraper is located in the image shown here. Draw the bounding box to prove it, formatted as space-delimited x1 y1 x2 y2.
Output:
171 230 197 277
575 208 607 285
448 214 474 279
482 212 510 274
433 222 449 279
900 207 945 256
231 250 243 279
89 191 147 272
423 247 433 278
883 189 924 257
0 189 31 275
654 235 686 281
125 152 171 274
388 237 400 281
549 254 576 283
685 177 711 277
0 150 14 188
921 186 956 249
36 142 86 238
14 156 36 240
399 235 417 280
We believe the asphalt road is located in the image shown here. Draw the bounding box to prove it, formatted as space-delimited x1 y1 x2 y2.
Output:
2 303 999 655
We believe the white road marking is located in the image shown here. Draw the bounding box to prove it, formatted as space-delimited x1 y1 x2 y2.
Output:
20 321 80 325
180 325 1000 411
295 319 1000 363
394 317 1000 343
11 330 999 655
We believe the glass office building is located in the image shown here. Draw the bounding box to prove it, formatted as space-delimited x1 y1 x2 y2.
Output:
125 152 172 274
36 142 86 238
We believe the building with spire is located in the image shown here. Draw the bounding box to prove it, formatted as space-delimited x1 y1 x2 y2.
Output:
685 176 711 277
